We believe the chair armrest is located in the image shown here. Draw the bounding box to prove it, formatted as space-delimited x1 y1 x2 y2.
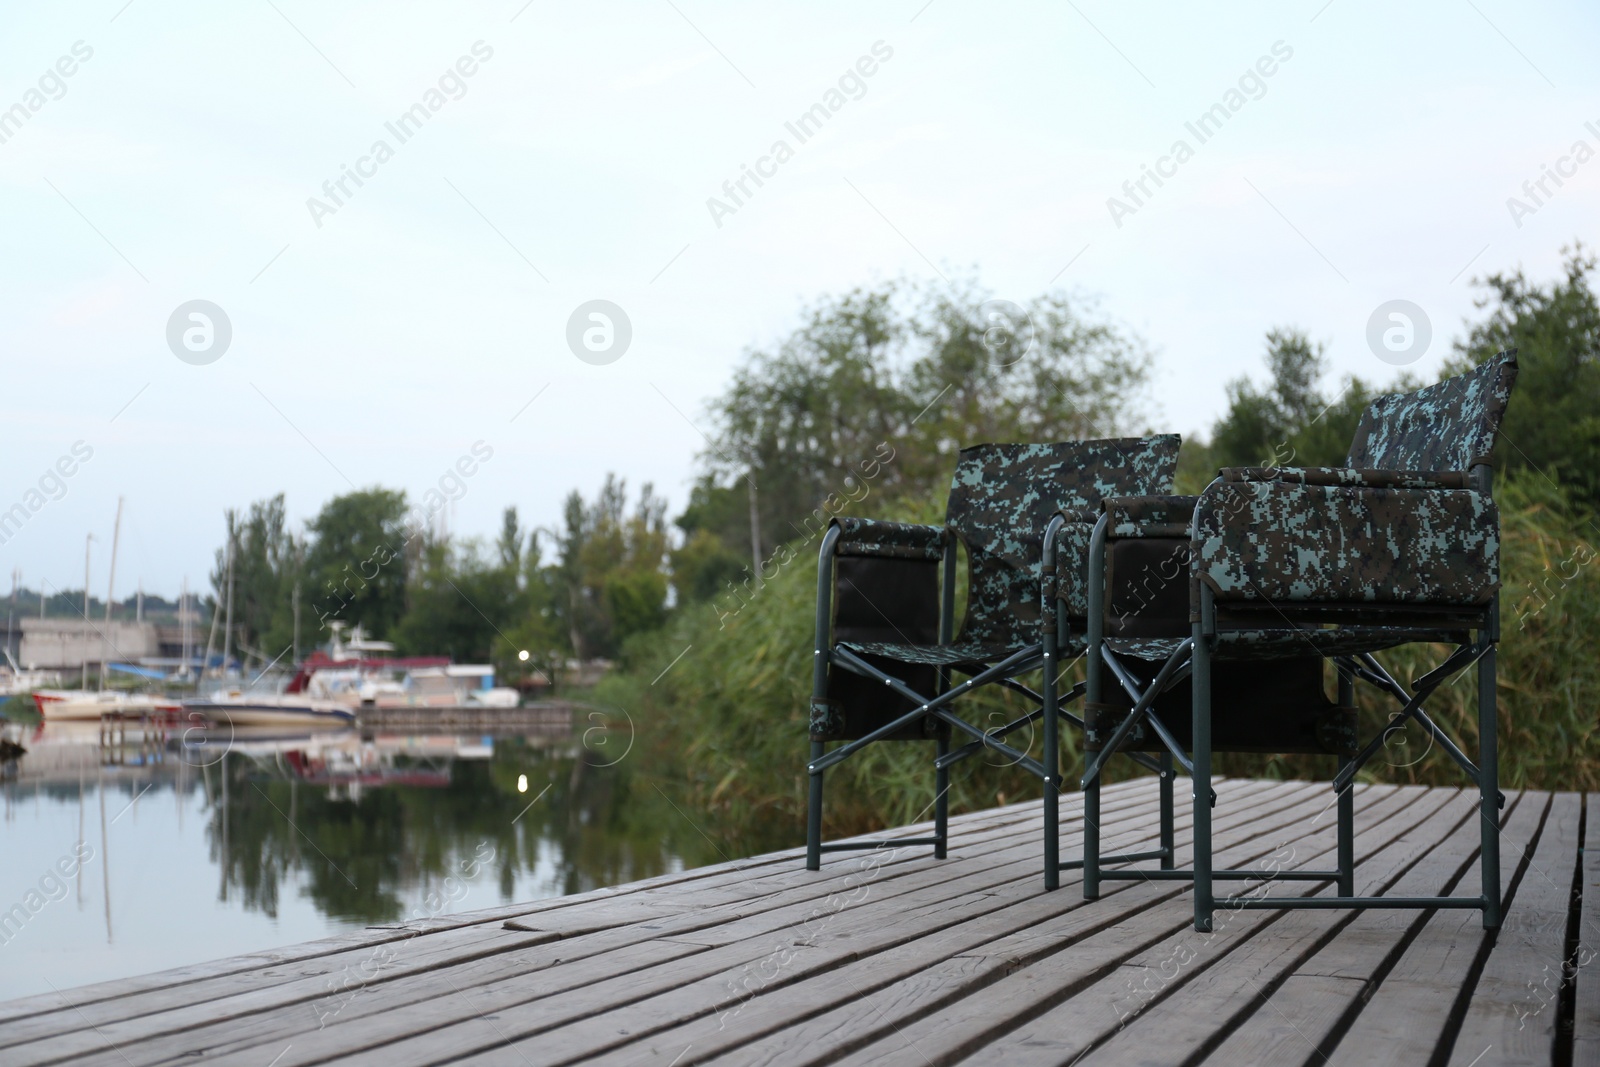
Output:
1219 466 1470 491
829 517 945 560
1049 519 1097 617
1049 496 1197 617
1194 479 1500 607
1102 495 1199 538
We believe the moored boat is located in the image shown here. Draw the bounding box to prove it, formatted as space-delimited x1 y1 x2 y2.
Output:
31 689 183 721
183 692 356 727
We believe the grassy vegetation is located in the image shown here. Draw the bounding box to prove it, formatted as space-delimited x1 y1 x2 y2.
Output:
1 695 39 726
596 470 1600 852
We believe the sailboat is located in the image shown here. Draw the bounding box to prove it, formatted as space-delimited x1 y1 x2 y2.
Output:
34 504 181 721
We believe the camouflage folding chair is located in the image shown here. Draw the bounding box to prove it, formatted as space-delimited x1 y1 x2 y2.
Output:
1076 351 1518 931
806 436 1180 874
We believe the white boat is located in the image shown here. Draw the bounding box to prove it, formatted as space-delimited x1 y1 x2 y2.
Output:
31 689 183 721
0 648 62 697
362 665 521 709
183 691 356 728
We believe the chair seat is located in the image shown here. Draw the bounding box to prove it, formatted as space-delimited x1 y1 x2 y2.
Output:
838 637 1081 668
1106 626 1463 663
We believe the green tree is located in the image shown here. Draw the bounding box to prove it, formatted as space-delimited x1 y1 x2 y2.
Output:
304 488 410 640
500 522 569 689
899 286 1155 487
553 477 669 661
393 510 527 662
669 522 747 605
691 280 1156 569
1446 244 1600 506
1204 328 1373 474
210 495 304 668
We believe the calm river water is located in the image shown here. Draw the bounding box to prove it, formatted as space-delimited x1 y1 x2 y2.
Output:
0 712 736 1002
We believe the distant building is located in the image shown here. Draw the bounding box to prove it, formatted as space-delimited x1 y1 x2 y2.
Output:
18 618 161 670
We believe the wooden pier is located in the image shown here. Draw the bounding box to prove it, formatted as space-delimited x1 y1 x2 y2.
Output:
0 777 1592 1065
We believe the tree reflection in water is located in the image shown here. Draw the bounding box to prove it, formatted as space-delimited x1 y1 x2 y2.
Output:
204 729 729 926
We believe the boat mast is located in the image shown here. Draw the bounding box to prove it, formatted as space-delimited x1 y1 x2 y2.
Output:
7 568 16 672
221 514 235 680
200 515 229 681
180 576 190 682
81 533 93 691
102 497 123 690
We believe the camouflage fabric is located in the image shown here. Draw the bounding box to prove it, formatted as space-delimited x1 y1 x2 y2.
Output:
1220 467 1470 491
1050 519 1096 618
946 436 1180 650
1107 626 1460 662
1345 349 1518 471
1193 480 1500 606
1104 494 1199 538
831 517 945 560
840 636 1084 667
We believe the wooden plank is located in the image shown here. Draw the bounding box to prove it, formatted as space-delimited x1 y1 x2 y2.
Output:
0 924 556 1052
1196 974 1365 1065
1200 790 1550 1067
1571 793 1600 1067
190 777 1324 1067
12 778 1223 1066
1074 789 1480 1066
1314 792 1553 1066
118 777 1248 1067
1446 792 1583 1066
0 777 1183 1057
0 779 1097 1028
540 784 1402 1067
960 787 1469 1067
473 787 1396 1067
809 786 1449 1067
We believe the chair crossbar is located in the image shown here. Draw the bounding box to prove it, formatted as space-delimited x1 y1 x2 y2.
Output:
930 707 1049 779
1099 868 1343 882
1140 710 1196 777
818 837 941 853
992 676 1047 706
1123 751 1166 774
1412 641 1490 692
934 680 1088 771
812 644 1038 773
1410 705 1501 804
1082 641 1193 788
1332 641 1485 794
1226 895 1485 910
1058 847 1170 869
816 645 1048 777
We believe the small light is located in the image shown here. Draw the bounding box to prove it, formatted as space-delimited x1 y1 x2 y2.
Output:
517 774 528 793
518 650 530 662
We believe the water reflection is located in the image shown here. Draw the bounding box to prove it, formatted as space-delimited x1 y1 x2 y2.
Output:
0 714 709 1001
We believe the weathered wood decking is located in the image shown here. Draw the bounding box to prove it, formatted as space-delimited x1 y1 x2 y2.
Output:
0 777 1592 1066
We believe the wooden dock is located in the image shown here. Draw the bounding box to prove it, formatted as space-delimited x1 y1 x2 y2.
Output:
0 777 1592 1065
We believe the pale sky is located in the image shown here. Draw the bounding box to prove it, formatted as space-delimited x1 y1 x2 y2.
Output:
2 0 1596 599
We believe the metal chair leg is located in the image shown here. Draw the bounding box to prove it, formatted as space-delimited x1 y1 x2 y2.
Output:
934 725 950 861
1479 642 1502 929
1083 773 1100 898
1192 619 1214 932
1337 669 1355 897
1336 763 1355 898
806 740 825 871
1159 750 1175 871
1044 626 1060 890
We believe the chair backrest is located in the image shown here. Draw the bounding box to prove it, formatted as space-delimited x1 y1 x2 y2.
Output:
1344 350 1518 473
945 436 1179 649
